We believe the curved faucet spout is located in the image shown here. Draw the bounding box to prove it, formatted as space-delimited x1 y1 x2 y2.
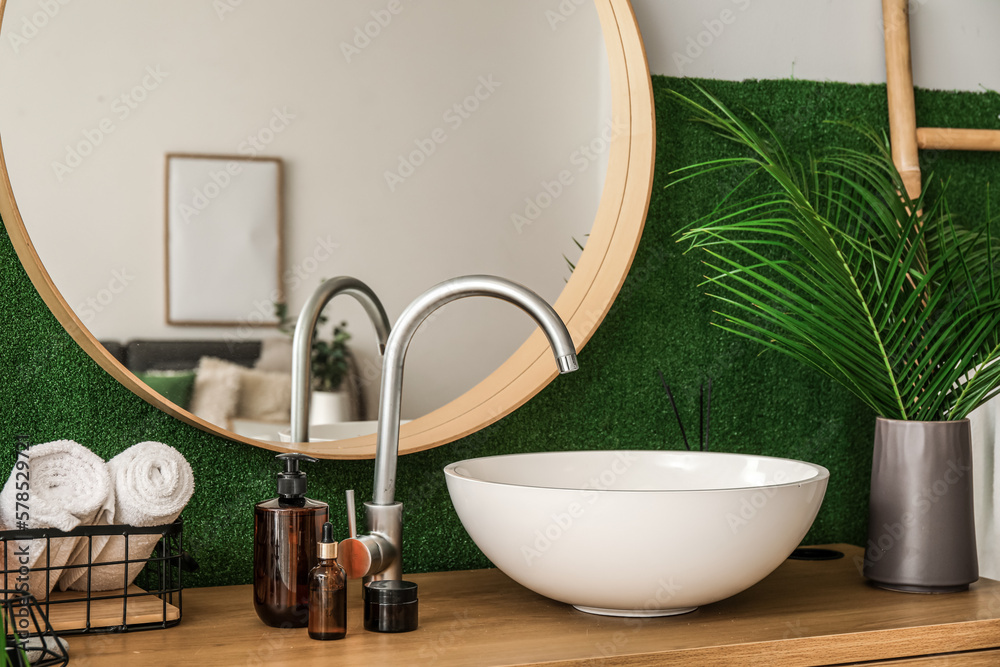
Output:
373 275 578 507
291 277 391 444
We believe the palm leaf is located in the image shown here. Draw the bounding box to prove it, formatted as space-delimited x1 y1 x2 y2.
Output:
669 85 1000 421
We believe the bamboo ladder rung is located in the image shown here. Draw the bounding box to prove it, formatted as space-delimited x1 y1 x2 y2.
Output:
916 127 1000 152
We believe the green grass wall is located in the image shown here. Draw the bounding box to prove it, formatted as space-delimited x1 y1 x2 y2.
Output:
1 76 997 587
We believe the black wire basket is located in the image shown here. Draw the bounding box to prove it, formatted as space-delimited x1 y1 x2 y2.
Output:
1 588 69 667
0 519 184 636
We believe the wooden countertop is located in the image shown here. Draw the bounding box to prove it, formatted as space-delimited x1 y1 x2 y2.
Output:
66 545 1000 666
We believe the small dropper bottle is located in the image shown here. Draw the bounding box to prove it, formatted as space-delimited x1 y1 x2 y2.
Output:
309 521 347 640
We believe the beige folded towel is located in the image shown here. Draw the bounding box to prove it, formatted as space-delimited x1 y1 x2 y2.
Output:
0 440 110 596
60 441 194 591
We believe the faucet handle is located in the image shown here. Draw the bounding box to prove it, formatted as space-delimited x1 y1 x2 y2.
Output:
339 534 389 580
341 489 378 579
337 535 386 579
337 493 399 580
346 489 357 539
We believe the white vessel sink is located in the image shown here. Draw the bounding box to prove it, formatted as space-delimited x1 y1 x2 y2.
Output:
444 450 829 617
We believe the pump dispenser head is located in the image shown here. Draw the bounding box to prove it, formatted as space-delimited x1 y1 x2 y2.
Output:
317 521 338 560
276 452 318 505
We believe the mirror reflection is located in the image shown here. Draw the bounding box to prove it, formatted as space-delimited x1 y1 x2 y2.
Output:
0 0 610 443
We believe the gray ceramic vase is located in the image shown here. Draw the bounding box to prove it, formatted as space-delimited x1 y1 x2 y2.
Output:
863 417 978 593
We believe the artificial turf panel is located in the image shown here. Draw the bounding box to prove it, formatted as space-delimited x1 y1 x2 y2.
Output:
1 76 997 586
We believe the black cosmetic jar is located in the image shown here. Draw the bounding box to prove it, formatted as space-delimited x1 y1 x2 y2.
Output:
363 580 418 633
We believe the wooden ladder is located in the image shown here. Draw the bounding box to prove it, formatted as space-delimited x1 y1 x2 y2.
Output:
882 0 1000 200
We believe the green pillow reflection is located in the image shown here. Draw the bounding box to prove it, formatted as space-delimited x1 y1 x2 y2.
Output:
136 370 197 409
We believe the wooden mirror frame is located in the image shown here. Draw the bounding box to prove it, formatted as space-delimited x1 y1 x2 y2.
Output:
0 0 654 460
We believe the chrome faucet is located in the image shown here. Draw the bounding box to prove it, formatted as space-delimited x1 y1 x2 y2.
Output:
290 277 392 444
340 275 579 583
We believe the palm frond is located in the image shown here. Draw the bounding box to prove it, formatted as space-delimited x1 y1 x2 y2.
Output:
669 85 1000 421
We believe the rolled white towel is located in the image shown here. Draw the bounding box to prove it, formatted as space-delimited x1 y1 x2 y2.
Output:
23 635 69 664
0 440 110 597
60 441 194 591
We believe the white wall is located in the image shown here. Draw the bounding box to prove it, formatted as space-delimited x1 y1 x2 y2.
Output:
632 0 1000 92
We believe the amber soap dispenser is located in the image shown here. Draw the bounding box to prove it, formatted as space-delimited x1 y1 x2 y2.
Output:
253 453 328 628
309 521 347 640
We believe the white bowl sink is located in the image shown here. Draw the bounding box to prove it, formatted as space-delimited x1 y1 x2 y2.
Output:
444 450 829 617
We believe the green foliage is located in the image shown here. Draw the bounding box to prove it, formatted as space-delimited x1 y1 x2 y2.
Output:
274 301 292 336
274 301 352 393
563 235 588 278
311 320 351 393
669 85 1000 421
1 610 30 667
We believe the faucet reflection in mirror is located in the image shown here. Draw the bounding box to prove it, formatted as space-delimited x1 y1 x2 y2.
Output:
341 275 579 583
290 277 392 444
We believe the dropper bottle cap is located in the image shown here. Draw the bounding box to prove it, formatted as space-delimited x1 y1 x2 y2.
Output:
317 521 338 560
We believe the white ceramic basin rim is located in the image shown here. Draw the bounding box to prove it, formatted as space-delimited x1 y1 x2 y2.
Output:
444 450 829 617
446 450 825 493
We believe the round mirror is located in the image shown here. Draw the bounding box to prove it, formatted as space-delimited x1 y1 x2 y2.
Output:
0 0 653 458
